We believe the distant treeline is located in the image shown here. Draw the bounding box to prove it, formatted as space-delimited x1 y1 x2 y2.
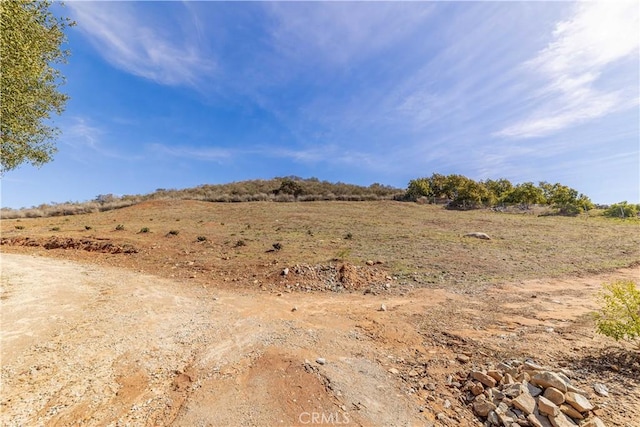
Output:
404 173 593 215
1 175 636 219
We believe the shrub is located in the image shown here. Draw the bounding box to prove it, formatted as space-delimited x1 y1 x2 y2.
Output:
51 227 60 231
15 225 25 230
235 239 247 247
85 225 92 230
167 230 179 236
272 242 282 251
594 280 640 350
344 232 353 240
604 201 640 219
139 227 150 233
196 236 207 242
115 224 125 231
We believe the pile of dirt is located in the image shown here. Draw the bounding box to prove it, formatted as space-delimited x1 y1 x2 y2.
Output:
0 236 138 254
267 262 396 293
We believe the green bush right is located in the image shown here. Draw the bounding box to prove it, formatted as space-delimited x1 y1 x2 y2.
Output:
594 280 640 350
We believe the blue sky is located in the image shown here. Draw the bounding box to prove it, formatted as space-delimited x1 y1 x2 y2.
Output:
2 1 639 208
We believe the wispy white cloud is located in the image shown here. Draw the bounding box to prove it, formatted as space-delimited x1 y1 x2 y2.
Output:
68 2 215 87
61 117 133 162
496 1 639 139
266 2 433 68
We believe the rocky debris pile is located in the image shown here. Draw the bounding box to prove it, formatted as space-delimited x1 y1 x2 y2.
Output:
461 360 606 427
271 262 396 293
1 236 138 254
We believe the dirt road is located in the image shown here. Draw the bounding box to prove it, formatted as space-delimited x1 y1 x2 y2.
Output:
1 253 638 426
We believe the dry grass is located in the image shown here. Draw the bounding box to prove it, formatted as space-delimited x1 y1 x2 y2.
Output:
1 200 638 291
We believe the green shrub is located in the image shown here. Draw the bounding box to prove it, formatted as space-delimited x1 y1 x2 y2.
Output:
604 201 640 219
139 227 150 233
115 224 125 231
167 230 179 236
15 225 25 230
594 280 640 350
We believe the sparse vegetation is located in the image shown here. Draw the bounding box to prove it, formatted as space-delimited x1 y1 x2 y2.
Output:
14 225 24 230
235 239 247 247
84 225 92 230
1 201 638 291
167 230 179 236
196 236 207 242
604 201 640 219
139 227 150 233
344 232 353 240
272 242 282 251
115 224 125 231
594 280 640 350
50 227 60 231
335 248 351 262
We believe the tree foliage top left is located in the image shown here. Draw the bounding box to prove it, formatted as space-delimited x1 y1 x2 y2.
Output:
1 0 73 173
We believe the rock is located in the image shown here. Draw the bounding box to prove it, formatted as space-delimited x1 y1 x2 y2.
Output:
559 404 584 420
497 410 518 426
487 370 503 382
464 232 491 240
582 417 606 427
537 396 560 417
365 260 374 266
471 382 484 396
291 306 298 312
531 372 568 392
473 399 497 417
378 304 387 312
564 392 594 413
556 372 571 384
502 373 515 385
516 371 531 382
443 399 451 409
512 391 536 415
504 383 525 398
528 412 553 427
487 410 500 426
472 371 497 388
524 361 546 371
316 358 326 365
592 383 609 397
566 383 587 395
282 268 289 276
497 362 514 372
548 412 578 427
543 387 565 405
491 388 505 401
388 368 399 375
456 354 470 364
526 383 543 397
408 369 419 377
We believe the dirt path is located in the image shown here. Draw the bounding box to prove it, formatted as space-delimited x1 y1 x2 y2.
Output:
1 253 638 426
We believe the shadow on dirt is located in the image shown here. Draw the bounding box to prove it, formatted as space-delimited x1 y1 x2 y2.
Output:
564 346 640 386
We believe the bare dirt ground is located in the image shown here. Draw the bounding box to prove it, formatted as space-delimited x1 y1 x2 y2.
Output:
1 253 639 426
